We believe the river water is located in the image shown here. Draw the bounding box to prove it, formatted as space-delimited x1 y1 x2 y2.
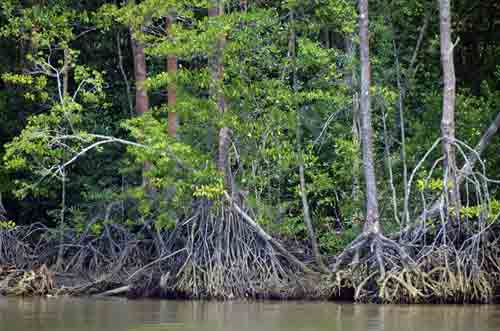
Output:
1 297 499 331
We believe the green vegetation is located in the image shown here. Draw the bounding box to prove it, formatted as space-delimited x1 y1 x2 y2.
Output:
0 0 499 303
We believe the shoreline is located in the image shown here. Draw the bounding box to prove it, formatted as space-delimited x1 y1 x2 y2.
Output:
2 264 499 304
2 219 500 305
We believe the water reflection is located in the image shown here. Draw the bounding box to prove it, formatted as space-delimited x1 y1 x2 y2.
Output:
0 297 499 331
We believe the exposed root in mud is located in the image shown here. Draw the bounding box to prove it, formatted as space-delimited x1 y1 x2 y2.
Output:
0 264 54 296
330 240 500 303
328 217 500 303
332 230 414 277
326 137 500 304
0 197 324 299
1 140 500 303
160 198 314 299
327 210 500 303
330 229 415 302
2 211 500 302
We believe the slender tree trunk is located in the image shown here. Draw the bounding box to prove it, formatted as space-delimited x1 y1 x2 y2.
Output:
130 28 149 115
393 43 410 229
289 10 328 272
0 193 7 221
381 109 400 225
166 16 177 138
117 32 134 116
438 0 460 219
299 163 329 272
416 111 500 222
55 169 66 270
130 22 151 190
461 111 500 174
56 47 70 271
63 48 70 98
358 0 380 233
345 35 361 206
209 0 231 186
333 4 414 270
408 11 430 83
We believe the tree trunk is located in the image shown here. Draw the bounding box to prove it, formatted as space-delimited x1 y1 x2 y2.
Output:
358 0 380 233
116 32 134 116
333 8 414 272
63 48 70 98
415 110 500 223
461 111 500 174
166 16 177 138
57 47 70 270
0 193 7 221
289 10 328 272
130 28 149 115
345 35 362 207
393 41 410 228
439 0 460 219
209 1 231 186
55 169 66 271
130 22 151 189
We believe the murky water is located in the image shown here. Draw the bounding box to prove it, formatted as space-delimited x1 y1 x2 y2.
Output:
1 297 500 331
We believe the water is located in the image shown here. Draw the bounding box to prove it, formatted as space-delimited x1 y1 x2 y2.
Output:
1 297 500 331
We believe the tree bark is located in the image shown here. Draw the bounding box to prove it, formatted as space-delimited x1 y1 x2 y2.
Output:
116 32 134 116
209 1 231 186
166 16 177 138
393 42 410 228
344 35 362 204
439 0 460 218
130 21 151 189
408 11 430 83
416 110 500 222
459 111 500 175
57 47 70 270
0 193 7 221
358 0 380 233
299 164 329 272
333 7 416 271
63 48 70 98
55 169 66 271
130 28 149 115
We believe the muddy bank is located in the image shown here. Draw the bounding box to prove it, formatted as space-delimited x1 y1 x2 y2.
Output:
2 253 500 304
1 205 500 303
0 263 348 300
2 261 500 304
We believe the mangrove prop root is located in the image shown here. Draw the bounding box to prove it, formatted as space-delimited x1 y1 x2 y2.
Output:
1 192 500 302
330 227 499 303
0 264 54 296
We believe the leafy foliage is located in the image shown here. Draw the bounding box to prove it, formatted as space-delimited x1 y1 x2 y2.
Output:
0 0 498 256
